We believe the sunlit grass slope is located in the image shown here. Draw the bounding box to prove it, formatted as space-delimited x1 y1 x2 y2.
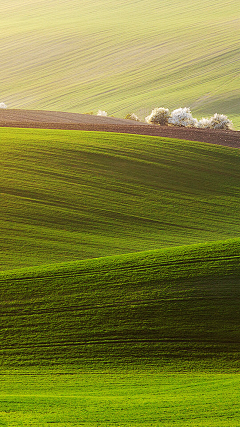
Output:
0 239 239 367
1 370 240 426
1 0 239 127
1 127 240 270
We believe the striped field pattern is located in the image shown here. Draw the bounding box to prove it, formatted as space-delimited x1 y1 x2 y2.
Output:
1 0 240 127
0 127 239 270
0 123 239 424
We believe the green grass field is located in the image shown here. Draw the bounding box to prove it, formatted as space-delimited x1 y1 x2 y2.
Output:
1 0 240 127
1 0 240 423
0 369 239 426
1 238 240 367
1 127 239 270
0 238 240 425
1 127 240 425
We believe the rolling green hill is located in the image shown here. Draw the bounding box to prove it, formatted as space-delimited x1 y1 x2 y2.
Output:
1 238 240 367
0 126 239 425
0 127 239 270
1 0 240 419
1 0 240 127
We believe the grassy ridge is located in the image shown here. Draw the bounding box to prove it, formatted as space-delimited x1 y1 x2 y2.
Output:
1 127 240 270
1 239 239 367
1 0 240 127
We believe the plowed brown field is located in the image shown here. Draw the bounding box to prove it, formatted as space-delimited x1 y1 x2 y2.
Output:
0 109 239 148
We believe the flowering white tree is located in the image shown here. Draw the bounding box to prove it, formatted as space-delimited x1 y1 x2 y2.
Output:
197 117 211 128
97 110 108 117
0 103 7 109
145 107 170 125
211 113 233 129
168 107 198 127
125 113 140 121
198 113 233 130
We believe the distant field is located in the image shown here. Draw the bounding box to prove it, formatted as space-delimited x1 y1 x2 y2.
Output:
0 127 239 270
1 0 239 127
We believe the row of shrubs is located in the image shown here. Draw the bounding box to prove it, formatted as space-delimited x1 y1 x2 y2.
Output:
1 103 233 130
135 107 233 130
98 108 233 130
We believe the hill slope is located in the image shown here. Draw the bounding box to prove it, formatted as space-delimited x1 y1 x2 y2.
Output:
1 239 239 367
0 127 239 270
1 0 239 127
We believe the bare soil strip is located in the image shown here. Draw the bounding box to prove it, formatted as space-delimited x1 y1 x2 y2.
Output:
0 109 239 148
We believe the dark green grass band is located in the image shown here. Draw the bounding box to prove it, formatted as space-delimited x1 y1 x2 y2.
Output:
1 239 239 368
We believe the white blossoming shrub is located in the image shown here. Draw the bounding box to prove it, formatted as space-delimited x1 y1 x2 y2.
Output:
0 103 7 109
145 107 170 125
197 117 212 129
210 113 233 130
168 107 198 127
97 110 108 117
125 113 140 121
198 113 233 130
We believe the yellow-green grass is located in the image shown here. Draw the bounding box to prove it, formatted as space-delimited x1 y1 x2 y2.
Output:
1 0 240 127
0 369 240 426
0 238 240 368
0 127 240 270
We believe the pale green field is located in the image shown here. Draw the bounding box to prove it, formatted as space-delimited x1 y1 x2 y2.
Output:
1 0 240 127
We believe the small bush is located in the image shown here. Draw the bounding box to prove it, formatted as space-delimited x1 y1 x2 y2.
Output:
197 117 212 129
145 107 170 125
198 113 233 130
97 110 108 117
168 107 198 128
0 103 7 109
125 113 140 121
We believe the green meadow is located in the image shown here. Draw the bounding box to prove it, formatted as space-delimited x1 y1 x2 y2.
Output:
0 128 239 270
1 0 240 127
0 127 240 425
0 370 240 426
1 238 240 367
0 238 240 425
